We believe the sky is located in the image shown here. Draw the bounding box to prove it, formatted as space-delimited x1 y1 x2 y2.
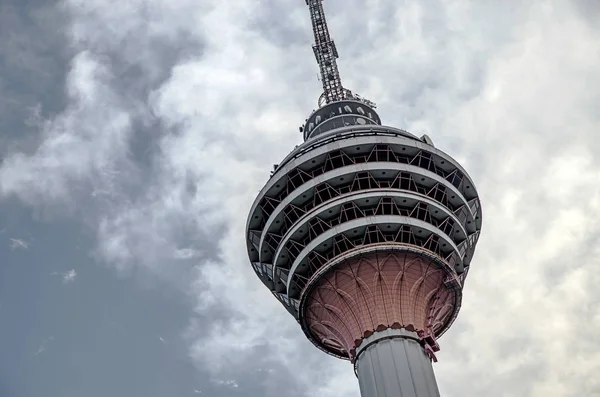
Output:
0 0 599 396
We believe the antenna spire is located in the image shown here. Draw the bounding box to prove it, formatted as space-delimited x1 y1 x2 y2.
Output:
305 0 375 108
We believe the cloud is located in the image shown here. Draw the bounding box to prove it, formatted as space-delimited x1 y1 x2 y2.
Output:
214 379 239 389
9 238 29 250
1 0 599 396
51 269 77 284
0 50 140 218
62 269 77 284
34 336 54 356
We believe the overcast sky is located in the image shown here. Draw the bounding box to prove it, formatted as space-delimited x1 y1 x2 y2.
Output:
1 0 599 396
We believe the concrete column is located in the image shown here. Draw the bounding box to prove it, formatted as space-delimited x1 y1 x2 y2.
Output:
355 329 441 397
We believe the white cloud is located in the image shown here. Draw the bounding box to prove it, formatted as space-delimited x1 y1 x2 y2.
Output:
34 336 54 356
214 379 239 389
51 269 77 284
1 0 599 396
0 51 138 213
9 238 29 250
62 269 77 284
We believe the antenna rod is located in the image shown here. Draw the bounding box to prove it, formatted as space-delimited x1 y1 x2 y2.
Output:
305 0 376 109
306 0 347 105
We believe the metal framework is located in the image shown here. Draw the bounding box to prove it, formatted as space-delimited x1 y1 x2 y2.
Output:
246 126 482 323
307 0 345 103
306 0 375 108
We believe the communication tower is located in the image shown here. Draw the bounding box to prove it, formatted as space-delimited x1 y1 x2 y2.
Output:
245 1 482 395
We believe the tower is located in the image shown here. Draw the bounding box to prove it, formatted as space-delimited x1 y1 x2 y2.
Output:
245 1 482 396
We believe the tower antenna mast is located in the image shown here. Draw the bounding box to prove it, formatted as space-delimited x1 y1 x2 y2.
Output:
305 0 375 108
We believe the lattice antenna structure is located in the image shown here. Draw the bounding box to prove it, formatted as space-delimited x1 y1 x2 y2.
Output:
306 0 375 108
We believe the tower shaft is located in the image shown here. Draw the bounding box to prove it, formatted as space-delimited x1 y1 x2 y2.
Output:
356 330 441 397
306 0 347 104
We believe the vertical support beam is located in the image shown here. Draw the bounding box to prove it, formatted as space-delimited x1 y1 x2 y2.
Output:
355 331 441 397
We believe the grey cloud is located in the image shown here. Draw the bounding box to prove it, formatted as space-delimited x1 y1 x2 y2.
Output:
0 2 73 159
249 0 310 48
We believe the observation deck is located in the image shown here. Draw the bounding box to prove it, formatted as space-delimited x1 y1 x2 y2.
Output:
245 103 482 360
